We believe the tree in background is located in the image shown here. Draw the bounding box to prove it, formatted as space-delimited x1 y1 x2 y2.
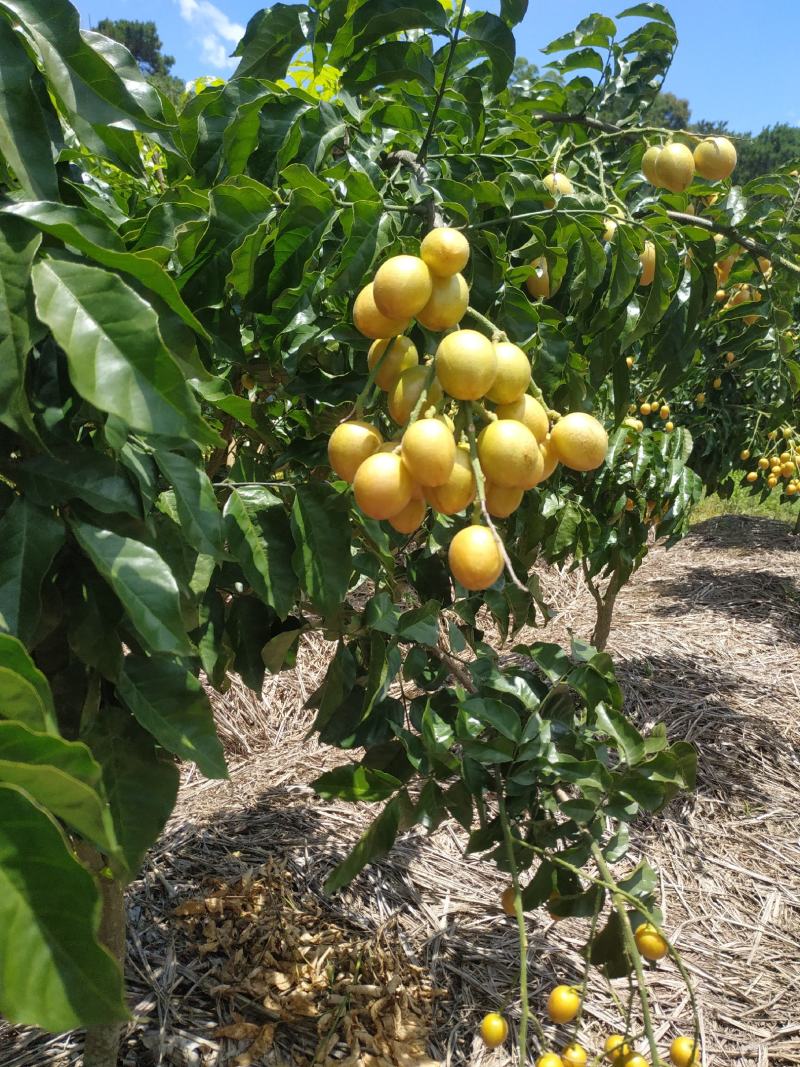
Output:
647 91 690 130
95 18 185 104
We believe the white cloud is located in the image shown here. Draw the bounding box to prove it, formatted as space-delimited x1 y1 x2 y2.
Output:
176 0 245 71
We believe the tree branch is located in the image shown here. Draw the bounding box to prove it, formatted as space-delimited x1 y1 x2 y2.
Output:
417 0 468 165
663 210 800 276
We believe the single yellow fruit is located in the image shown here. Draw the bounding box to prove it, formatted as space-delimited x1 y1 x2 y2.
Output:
420 227 470 277
740 449 751 460
626 355 634 368
485 482 524 518
353 451 413 519
401 417 456 487
372 254 432 319
448 526 504 590
641 145 661 184
670 1036 700 1067
713 377 722 389
527 256 554 299
486 342 531 405
786 483 797 495
416 272 469 331
478 419 543 489
562 1044 588 1067
388 496 426 534
353 282 410 339
539 434 559 481
427 448 475 514
605 1035 631 1062
495 394 549 443
715 288 727 301
725 351 735 363
537 1055 564 1067
551 412 608 472
655 142 695 193
368 336 419 391
435 329 497 400
782 462 795 477
479 1012 508 1049
768 429 778 439
603 218 618 241
622 1056 649 1067
634 922 668 961
543 172 574 198
659 404 670 418
625 497 635 511
693 136 737 181
695 392 706 405
387 366 443 424
757 457 770 469
241 372 255 390
665 421 674 432
639 241 656 286
328 421 383 482
500 885 516 916
640 402 652 416
783 426 793 438
547 985 580 1025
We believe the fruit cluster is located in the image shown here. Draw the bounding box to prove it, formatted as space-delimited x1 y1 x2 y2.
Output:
642 135 737 194
743 426 799 496
329 229 609 590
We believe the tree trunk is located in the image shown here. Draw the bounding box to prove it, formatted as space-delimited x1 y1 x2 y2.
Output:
793 509 800 536
590 569 623 651
77 845 126 1067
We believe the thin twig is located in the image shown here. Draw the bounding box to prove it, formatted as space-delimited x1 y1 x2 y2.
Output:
663 211 800 276
417 0 468 165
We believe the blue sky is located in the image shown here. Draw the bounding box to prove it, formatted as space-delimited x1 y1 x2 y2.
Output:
78 0 798 132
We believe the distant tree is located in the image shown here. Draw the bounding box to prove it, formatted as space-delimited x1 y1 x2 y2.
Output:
647 91 690 130
509 57 563 99
734 124 800 183
95 18 185 105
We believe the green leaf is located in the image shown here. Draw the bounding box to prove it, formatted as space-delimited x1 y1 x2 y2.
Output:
461 12 516 90
70 519 192 657
291 484 352 619
526 641 571 682
310 641 357 735
0 19 58 199
0 498 64 645
324 790 414 893
84 705 179 877
14 447 140 517
0 215 41 438
0 783 127 1030
224 486 297 618
155 452 224 558
462 696 521 741
331 200 391 297
617 3 675 27
341 41 435 90
313 763 402 802
589 910 630 978
396 600 440 645
595 702 644 765
0 633 57 733
31 256 218 446
328 0 447 65
116 655 226 780
232 4 310 81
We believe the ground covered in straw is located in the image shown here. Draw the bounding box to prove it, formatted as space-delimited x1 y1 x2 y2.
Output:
3 515 799 1067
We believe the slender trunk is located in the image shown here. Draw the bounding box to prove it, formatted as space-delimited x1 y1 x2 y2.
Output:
793 509 800 536
589 569 623 651
77 844 126 1067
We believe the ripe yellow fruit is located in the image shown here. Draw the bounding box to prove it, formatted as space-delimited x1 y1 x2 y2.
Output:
448 526 504 590
779 451 792 463
500 885 516 916
353 282 410 339
372 254 432 320
665 421 674 431
368 336 419 391
782 462 795 478
787 483 798 495
388 497 426 534
562 1044 588 1067
527 256 554 299
537 1055 564 1067
655 142 695 193
401 417 456 487
634 922 668 961
625 355 634 368
783 426 793 438
539 434 559 481
547 985 580 1025
659 404 670 419
758 457 770 469
551 412 608 472
767 475 779 488
622 1056 649 1067
640 402 652 416
605 1035 631 1062
740 449 751 460
427 449 476 514
725 351 736 363
713 377 722 389
387 366 443 424
478 419 543 489
639 241 656 286
485 482 524 518
495 394 549 443
416 272 469 331
479 1012 508 1049
693 136 737 181
353 451 413 520
435 329 497 400
328 421 383 482
486 342 531 405
603 218 618 241
543 172 573 198
420 227 470 277
715 288 726 301
641 145 661 184
670 1036 700 1067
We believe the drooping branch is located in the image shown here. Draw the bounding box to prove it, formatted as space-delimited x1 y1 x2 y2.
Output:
663 210 800 276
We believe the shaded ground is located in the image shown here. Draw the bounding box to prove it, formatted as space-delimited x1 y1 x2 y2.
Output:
3 515 799 1067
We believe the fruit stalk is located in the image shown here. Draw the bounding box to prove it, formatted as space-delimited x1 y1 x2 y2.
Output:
353 335 400 417
465 304 506 341
407 360 439 424
417 0 469 165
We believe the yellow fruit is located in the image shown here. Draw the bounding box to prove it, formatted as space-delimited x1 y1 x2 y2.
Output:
368 336 419 391
640 403 652 416
543 172 573 198
655 142 695 193
479 1012 508 1049
740 449 751 460
547 985 580 1025
416 272 469 331
641 145 661 184
693 136 737 181
768 430 778 440
387 366 443 424
757 457 770 469
670 1036 700 1067
639 240 656 286
353 451 413 519
562 1044 588 1067
625 356 634 368
495 394 549 443
241 372 255 390
435 329 497 400
427 449 476 514
622 1056 649 1067
539 434 559 481
634 419 644 431
783 426 793 438
634 922 668 961
659 404 670 419
782 462 795 478
353 282 410 339
401 417 456 487
787 483 797 495
328 421 383 482
725 351 736 363
665 421 674 431
420 227 470 278
388 497 426 534
771 465 782 477
605 1035 631 1062
715 288 726 301
551 412 608 472
448 526 504 590
695 392 706 405
625 497 635 511
372 254 432 319
537 1055 564 1067
780 451 792 463
713 377 722 389
485 482 524 518
603 218 618 241
767 475 779 488
500 886 516 916
527 256 554 299
486 342 531 405
478 419 543 489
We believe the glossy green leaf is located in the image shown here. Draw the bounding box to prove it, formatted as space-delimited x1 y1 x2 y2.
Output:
0 498 64 646
155 451 224 558
224 486 297 618
0 633 56 733
324 789 415 893
291 484 352 619
14 447 140 518
313 763 402 802
0 19 58 199
232 4 310 81
0 215 41 438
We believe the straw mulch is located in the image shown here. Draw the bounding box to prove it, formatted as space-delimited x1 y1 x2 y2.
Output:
2 514 799 1067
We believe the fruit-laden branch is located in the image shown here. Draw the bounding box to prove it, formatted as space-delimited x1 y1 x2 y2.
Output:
663 211 800 276
528 111 734 143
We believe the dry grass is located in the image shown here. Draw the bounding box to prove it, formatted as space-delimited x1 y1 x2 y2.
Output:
2 515 799 1067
